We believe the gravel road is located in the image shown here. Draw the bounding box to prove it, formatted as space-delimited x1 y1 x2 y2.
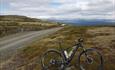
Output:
0 27 62 69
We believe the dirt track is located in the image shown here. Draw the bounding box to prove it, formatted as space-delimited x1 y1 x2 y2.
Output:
0 27 62 70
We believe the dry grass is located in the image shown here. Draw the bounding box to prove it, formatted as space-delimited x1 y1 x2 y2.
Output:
16 26 115 70
0 15 60 37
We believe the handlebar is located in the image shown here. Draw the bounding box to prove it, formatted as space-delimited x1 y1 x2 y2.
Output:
74 38 84 49
57 38 84 51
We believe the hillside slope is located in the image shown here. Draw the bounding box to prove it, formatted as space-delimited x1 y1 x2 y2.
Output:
0 15 59 37
0 15 43 22
5 26 115 70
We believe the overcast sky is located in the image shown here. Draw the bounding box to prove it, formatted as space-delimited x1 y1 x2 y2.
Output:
0 0 115 19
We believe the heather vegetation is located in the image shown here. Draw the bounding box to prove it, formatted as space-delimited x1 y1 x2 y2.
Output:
13 26 115 70
0 15 60 37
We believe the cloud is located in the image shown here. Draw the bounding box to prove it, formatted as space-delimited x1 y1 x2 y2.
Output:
0 0 115 19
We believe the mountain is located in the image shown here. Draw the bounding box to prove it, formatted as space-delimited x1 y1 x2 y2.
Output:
1 15 114 26
48 19 115 26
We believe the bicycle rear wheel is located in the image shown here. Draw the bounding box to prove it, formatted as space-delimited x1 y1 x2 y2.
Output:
78 48 103 70
41 49 64 70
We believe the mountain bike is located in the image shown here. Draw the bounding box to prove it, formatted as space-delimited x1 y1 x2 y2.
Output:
41 38 104 70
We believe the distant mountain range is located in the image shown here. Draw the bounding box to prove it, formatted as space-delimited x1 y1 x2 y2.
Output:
48 19 115 26
0 15 115 26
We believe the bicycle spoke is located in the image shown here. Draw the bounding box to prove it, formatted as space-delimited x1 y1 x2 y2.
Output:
79 49 103 70
41 50 63 70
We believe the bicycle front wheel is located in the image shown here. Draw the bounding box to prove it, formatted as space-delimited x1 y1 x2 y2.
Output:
78 48 104 70
41 49 64 70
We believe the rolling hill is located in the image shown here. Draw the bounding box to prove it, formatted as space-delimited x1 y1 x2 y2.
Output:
0 15 60 37
0 15 41 22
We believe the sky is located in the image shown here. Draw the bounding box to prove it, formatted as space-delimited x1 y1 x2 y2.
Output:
0 0 115 20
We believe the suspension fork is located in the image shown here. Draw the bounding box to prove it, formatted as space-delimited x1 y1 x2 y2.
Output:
82 48 94 65
79 42 88 57
80 43 91 60
83 48 88 57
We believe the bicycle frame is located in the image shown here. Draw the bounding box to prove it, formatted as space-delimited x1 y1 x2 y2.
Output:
41 38 104 70
61 42 83 65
